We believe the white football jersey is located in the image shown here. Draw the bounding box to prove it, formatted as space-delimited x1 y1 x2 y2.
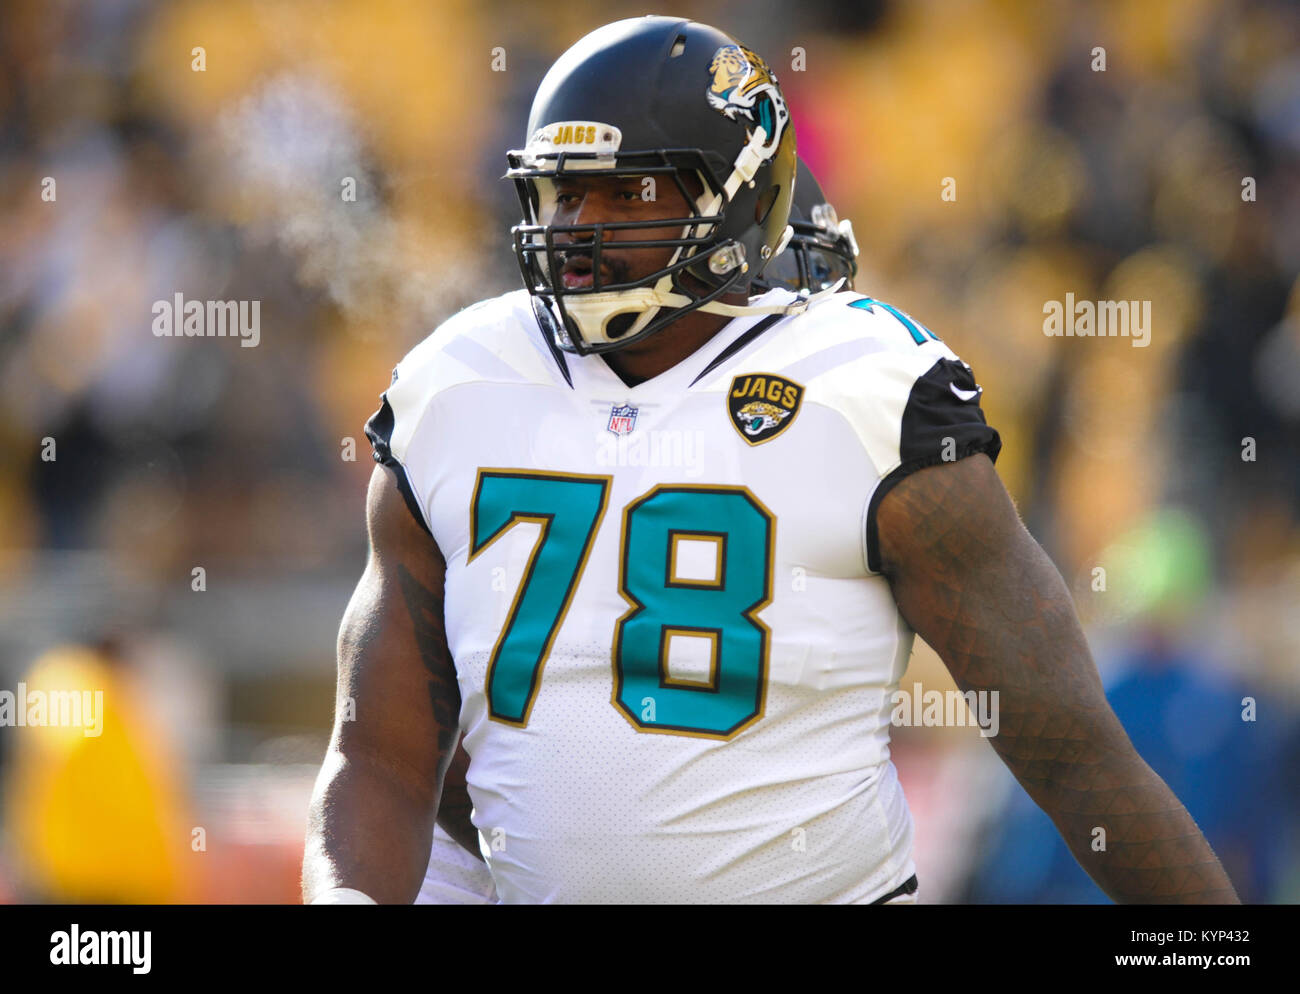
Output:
416 825 498 905
366 286 999 903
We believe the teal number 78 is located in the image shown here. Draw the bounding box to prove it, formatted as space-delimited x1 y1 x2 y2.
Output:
468 469 774 739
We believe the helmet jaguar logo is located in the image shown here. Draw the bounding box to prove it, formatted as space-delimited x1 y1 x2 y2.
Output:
735 401 789 436
706 45 790 155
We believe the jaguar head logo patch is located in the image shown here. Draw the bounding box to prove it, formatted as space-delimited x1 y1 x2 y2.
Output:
728 373 803 445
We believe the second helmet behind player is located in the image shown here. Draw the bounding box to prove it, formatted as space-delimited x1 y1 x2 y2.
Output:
753 157 859 295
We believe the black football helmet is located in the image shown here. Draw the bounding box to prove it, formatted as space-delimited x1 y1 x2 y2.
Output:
506 16 804 355
753 157 859 294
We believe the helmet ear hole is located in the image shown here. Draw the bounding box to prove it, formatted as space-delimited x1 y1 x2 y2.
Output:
755 184 780 225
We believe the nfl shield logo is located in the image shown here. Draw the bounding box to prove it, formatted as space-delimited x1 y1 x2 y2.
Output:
607 403 638 436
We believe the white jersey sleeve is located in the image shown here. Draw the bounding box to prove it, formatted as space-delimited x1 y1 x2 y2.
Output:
776 292 1001 573
363 290 560 534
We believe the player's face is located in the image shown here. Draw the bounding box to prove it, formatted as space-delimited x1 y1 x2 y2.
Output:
542 173 701 291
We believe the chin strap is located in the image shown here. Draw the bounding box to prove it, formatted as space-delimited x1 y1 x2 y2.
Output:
558 276 847 349
694 277 845 318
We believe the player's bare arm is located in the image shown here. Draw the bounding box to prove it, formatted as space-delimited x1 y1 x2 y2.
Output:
878 453 1239 903
302 464 461 903
436 737 483 861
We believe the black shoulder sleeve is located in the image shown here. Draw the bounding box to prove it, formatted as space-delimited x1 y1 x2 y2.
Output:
363 373 434 537
865 357 1002 573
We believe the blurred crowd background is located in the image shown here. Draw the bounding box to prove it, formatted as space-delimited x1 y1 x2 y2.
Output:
0 0 1297 903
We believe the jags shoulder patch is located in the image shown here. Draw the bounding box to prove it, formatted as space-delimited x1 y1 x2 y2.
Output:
727 373 804 445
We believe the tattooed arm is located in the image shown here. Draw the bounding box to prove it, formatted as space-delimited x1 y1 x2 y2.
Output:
877 453 1238 903
303 464 461 903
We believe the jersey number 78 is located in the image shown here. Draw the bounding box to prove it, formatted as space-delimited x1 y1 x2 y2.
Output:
468 470 774 739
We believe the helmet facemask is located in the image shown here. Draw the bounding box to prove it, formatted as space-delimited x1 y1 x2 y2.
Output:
508 143 767 355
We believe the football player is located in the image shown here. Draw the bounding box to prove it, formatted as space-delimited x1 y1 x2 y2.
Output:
304 16 1237 904
413 155 857 905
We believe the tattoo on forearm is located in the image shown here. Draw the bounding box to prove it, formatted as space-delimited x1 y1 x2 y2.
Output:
395 562 460 757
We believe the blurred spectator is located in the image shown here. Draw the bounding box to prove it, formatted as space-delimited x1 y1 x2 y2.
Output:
2 638 196 902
